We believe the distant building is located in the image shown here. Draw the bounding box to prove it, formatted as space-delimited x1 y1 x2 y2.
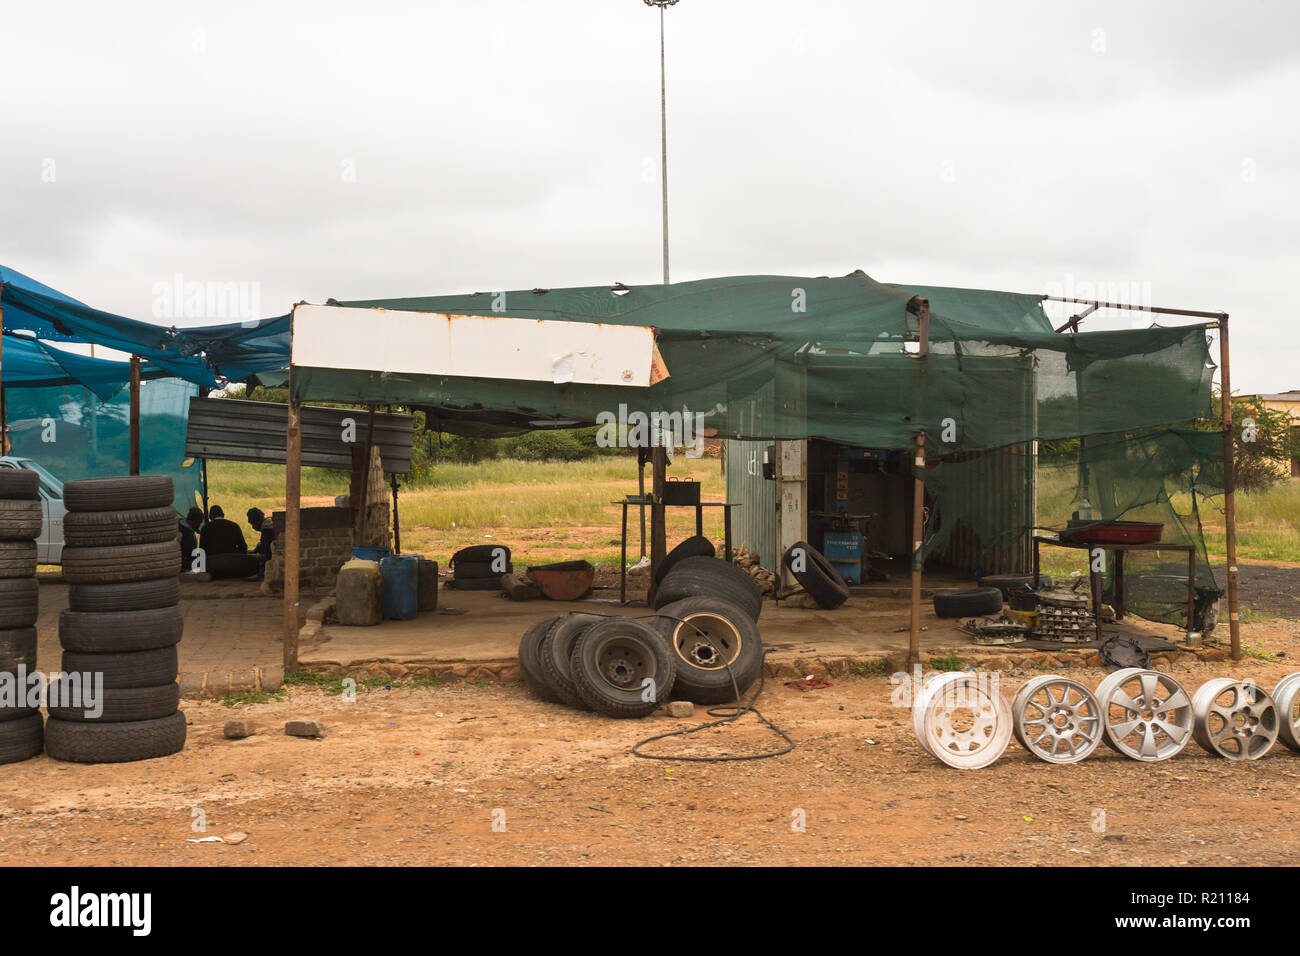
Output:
1248 390 1300 477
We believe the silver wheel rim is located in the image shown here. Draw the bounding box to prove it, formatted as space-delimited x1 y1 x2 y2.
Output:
913 672 1012 769
1012 675 1103 764
911 671 954 749
1273 672 1300 753
1192 677 1279 760
1096 667 1193 762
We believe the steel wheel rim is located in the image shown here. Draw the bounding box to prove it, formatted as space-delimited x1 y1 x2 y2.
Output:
915 672 1012 769
1098 668 1193 762
670 613 741 671
1272 672 1300 752
1012 675 1103 764
911 671 953 752
1192 677 1279 760
591 633 658 691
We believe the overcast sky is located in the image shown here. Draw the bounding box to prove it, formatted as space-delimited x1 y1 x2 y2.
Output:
1 0 1296 390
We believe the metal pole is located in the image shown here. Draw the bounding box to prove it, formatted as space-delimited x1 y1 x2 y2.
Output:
1218 316 1241 660
129 356 141 475
649 446 668 603
658 2 670 285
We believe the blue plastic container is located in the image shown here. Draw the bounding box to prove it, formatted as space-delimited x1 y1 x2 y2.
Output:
352 545 392 562
380 555 419 621
822 532 863 561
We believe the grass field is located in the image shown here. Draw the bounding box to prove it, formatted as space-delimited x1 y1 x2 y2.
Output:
206 456 1300 571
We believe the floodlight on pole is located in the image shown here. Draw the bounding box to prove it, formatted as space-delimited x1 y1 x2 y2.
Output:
644 0 679 285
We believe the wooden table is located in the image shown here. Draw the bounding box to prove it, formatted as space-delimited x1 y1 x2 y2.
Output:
1033 535 1196 640
617 500 740 603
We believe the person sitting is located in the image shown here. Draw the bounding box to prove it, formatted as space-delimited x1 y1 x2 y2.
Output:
202 505 259 579
246 507 276 581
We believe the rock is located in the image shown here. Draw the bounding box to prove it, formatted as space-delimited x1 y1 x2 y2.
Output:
222 832 249 845
665 701 694 718
285 720 325 739
223 721 255 740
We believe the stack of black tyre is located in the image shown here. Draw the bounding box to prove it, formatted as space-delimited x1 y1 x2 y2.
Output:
46 476 187 763
0 469 44 765
517 536 766 712
449 544 512 590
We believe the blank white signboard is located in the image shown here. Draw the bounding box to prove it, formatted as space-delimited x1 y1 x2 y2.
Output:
292 304 658 387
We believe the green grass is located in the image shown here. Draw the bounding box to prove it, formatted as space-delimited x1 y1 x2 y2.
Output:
928 654 966 672
1242 643 1279 662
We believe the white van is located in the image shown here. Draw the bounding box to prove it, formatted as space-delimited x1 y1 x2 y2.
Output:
0 457 67 564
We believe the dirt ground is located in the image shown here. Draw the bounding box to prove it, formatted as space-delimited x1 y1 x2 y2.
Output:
3 620 1299 866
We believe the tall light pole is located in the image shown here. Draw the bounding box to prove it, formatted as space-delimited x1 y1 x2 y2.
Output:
644 0 678 285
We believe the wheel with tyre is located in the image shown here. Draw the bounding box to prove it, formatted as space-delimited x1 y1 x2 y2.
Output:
653 535 716 587
47 683 180 723
58 606 184 653
0 713 43 764
44 711 186 763
68 577 180 612
518 615 564 703
0 470 39 499
0 626 37 671
64 507 179 547
653 557 763 621
0 578 38 628
61 646 178 689
61 541 181 585
570 618 674 718
452 544 511 565
933 587 1004 618
539 613 603 709
980 573 1051 601
0 541 37 579
782 541 849 609
63 476 174 512
453 560 514 580
0 500 42 541
650 596 763 704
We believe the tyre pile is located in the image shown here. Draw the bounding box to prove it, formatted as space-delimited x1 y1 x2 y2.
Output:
517 542 766 716
449 544 511 591
47 476 186 763
0 469 44 765
913 667 1300 769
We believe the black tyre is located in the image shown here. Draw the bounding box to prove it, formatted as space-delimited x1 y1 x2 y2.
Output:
650 596 764 704
0 500 42 541
0 627 37 671
63 476 174 513
653 556 763 621
45 711 186 763
539 613 602 709
782 541 850 609
58 606 184 653
453 560 514 580
0 578 38 628
47 683 180 723
61 541 181 585
980 573 1051 601
0 706 37 723
447 577 503 591
0 540 37 578
571 618 675 718
0 470 39 500
0 714 43 764
61 646 178 689
68 577 179 612
452 544 511 565
653 535 716 587
518 615 563 703
64 507 179 547
933 586 1004 618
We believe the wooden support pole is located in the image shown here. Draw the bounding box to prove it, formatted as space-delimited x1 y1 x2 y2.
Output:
391 471 401 555
648 446 668 604
129 356 141 475
1218 315 1241 660
355 405 377 542
907 296 930 668
284 397 302 673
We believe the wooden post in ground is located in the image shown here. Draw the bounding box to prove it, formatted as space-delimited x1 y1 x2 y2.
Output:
907 296 931 668
390 472 401 555
284 396 302 672
648 446 668 603
1217 315 1241 660
129 356 141 475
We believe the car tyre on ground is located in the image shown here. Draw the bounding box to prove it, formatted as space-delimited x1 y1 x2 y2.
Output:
44 711 187 763
652 556 763 621
539 613 603 709
64 507 179 547
0 470 40 499
518 615 564 704
0 578 39 628
0 500 42 541
62 476 174 513
650 596 764 704
933 586 1004 618
653 535 716 587
0 541 37 578
58 607 184 653
61 541 181 585
0 713 43 764
781 540 850 609
47 683 181 723
61 646 178 689
570 618 675 718
68 577 180 613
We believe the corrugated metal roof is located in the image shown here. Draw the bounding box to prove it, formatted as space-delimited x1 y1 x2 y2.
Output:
184 397 413 472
